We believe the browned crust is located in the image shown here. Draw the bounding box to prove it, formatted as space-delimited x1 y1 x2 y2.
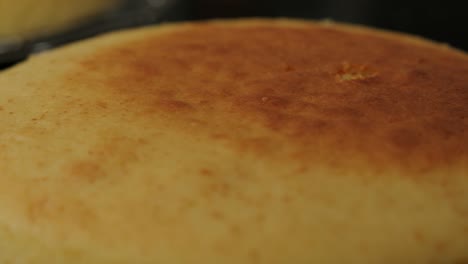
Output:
74 19 468 173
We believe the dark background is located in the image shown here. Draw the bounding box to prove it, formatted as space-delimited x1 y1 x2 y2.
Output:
1 0 467 69
178 0 468 51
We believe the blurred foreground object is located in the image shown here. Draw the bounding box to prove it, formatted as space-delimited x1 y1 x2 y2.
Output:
0 0 185 67
0 0 120 39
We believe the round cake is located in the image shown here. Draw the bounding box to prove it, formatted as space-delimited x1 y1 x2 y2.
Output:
0 0 118 39
0 19 467 264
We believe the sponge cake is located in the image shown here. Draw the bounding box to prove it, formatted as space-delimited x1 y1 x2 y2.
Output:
0 19 467 263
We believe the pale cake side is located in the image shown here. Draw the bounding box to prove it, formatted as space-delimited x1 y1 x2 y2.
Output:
0 19 467 264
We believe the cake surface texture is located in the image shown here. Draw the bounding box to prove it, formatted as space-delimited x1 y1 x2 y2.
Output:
0 19 467 264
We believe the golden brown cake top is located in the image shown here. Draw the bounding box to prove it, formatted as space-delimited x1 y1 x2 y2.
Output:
76 19 468 173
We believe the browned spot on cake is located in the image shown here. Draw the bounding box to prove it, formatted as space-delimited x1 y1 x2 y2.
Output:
435 241 448 252
155 183 165 192
26 197 49 223
248 248 260 263
211 133 228 140
210 210 224 221
285 65 295 72
157 99 193 112
200 168 214 177
282 194 292 204
85 136 141 169
255 213 266 224
68 20 468 172
389 127 422 150
96 101 108 109
229 224 242 236
259 96 291 108
64 160 105 183
413 230 425 242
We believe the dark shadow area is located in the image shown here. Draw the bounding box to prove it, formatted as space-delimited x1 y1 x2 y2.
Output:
185 0 468 51
0 0 466 70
